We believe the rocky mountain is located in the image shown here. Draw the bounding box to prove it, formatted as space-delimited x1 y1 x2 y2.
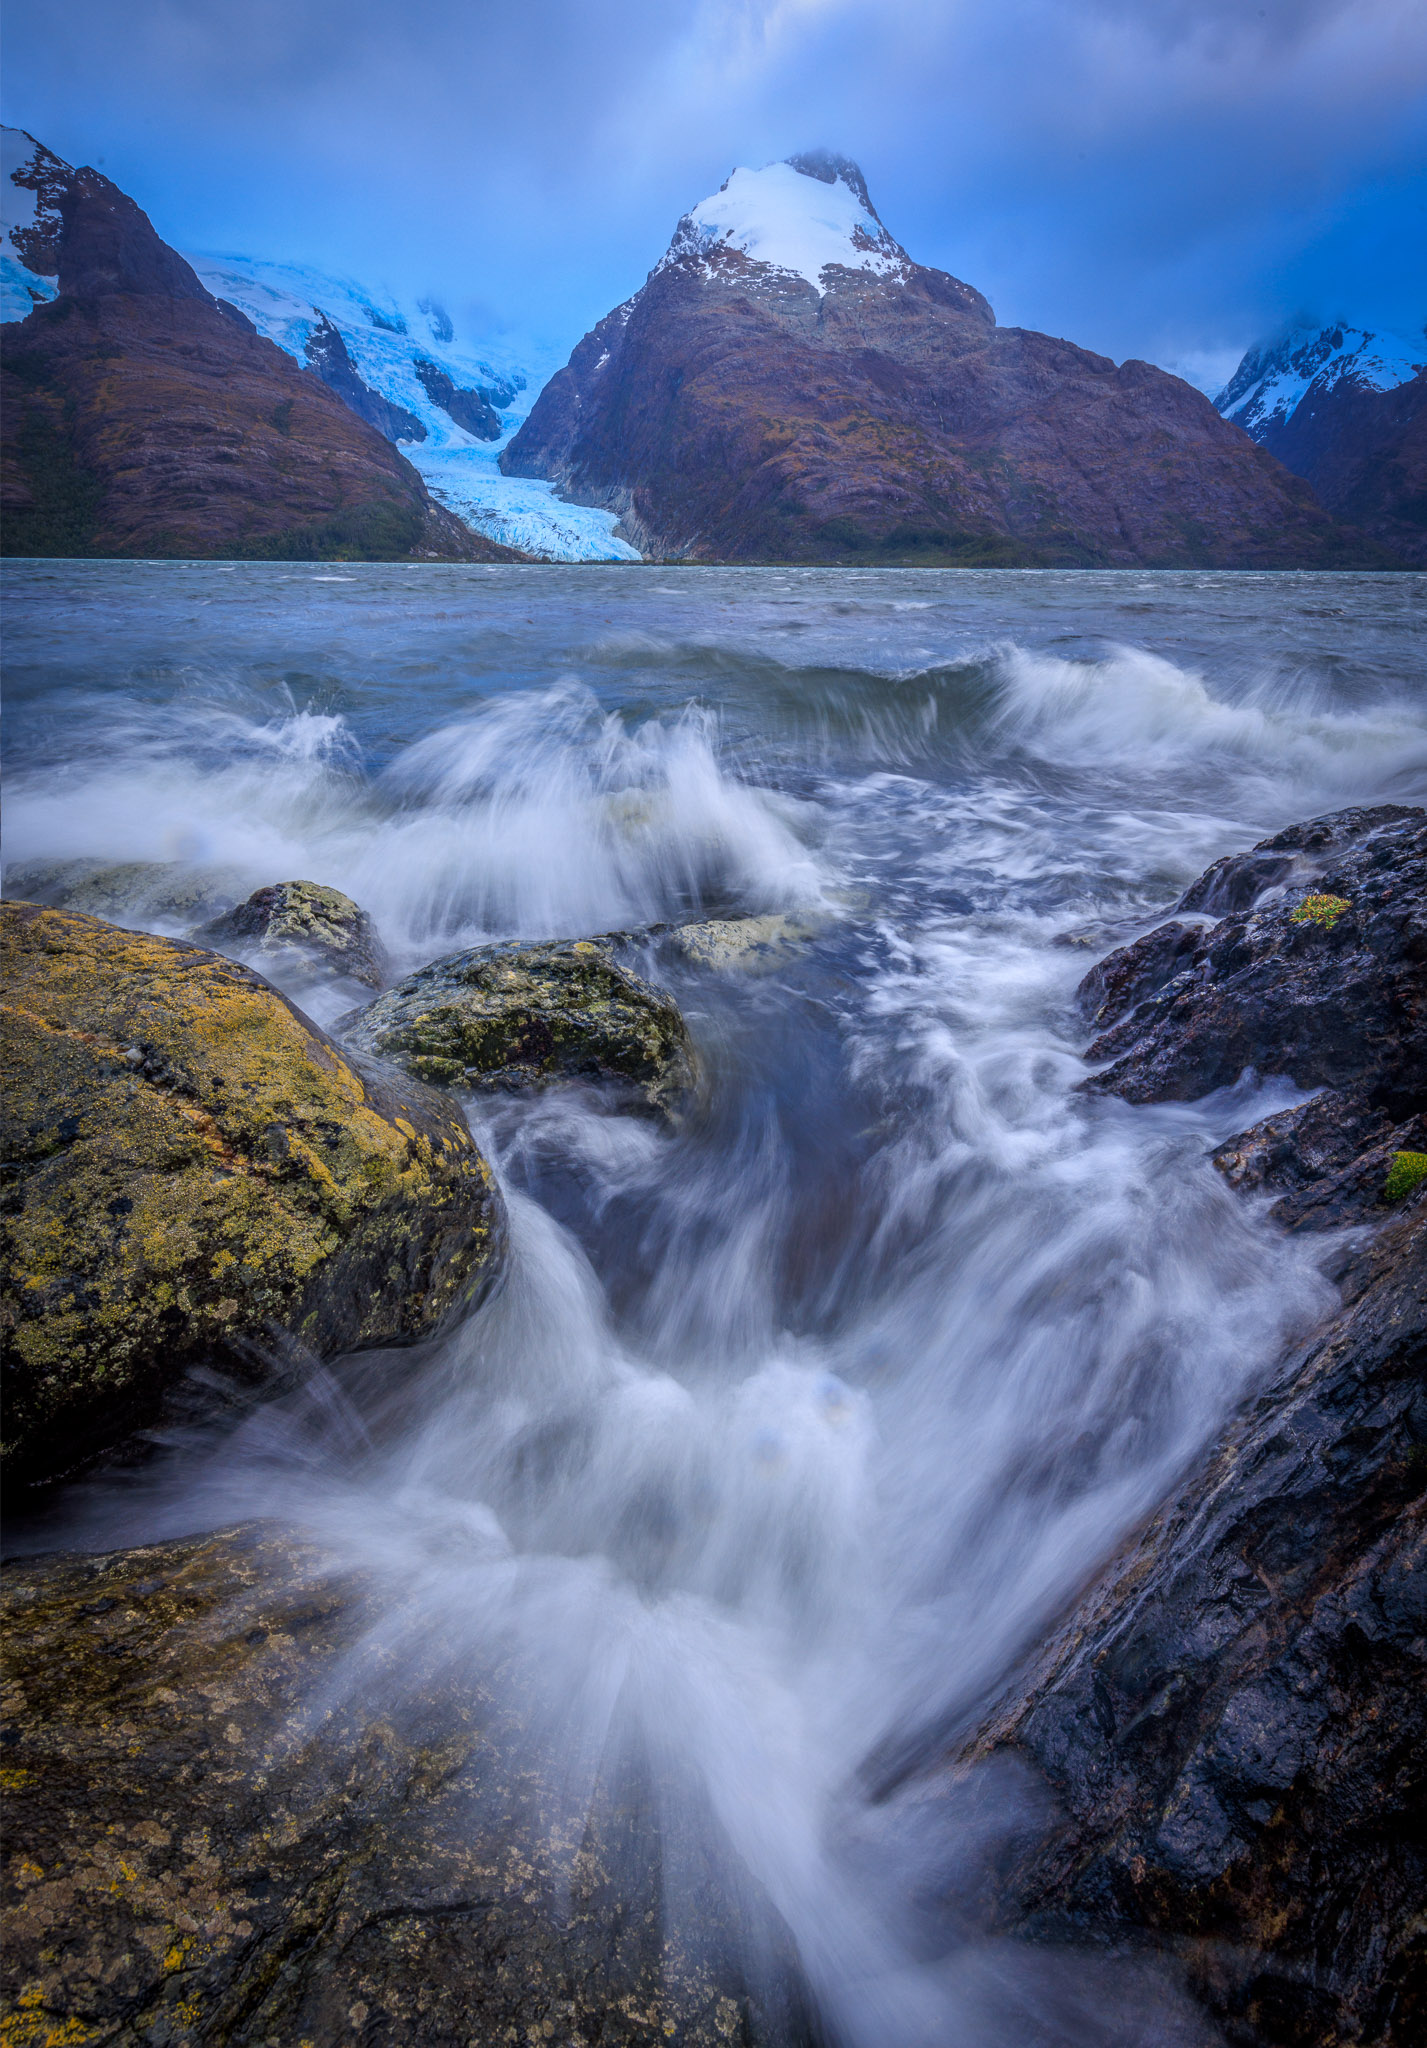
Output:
1216 324 1427 566
1216 323 1424 441
0 128 523 562
502 151 1377 568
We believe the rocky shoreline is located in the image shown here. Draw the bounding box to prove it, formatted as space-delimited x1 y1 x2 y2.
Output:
3 805 1423 2044
937 803 1426 2047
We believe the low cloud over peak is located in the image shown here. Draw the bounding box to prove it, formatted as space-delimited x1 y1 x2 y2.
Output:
3 0 1423 383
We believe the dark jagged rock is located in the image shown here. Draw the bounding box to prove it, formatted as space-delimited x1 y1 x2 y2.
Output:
949 1194 1427 2048
198 879 388 991
0 903 504 1485
338 937 698 1120
413 357 502 440
933 808 1427 2046
1213 1086 1427 1232
1079 805 1427 1108
504 155 1377 568
303 312 428 444
1076 920 1205 1030
0 1525 811 2047
0 127 526 562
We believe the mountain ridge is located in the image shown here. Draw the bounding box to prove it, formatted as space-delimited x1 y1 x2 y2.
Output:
503 154 1385 568
0 126 525 562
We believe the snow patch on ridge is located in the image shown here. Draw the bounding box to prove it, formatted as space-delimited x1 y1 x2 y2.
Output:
1216 323 1426 440
661 159 909 294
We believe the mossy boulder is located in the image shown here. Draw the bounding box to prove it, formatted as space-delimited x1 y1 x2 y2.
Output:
0 1525 810 2047
338 937 698 1119
0 903 504 1484
198 879 388 990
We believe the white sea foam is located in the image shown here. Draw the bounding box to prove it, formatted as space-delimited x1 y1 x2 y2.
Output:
12 570 1425 2043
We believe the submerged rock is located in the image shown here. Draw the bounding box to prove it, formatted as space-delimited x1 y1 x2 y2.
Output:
0 1525 811 2047
339 937 697 1119
198 878 388 990
2 857 249 928
0 903 504 1485
666 913 818 975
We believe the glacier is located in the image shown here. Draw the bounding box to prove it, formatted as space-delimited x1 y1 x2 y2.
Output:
185 255 641 561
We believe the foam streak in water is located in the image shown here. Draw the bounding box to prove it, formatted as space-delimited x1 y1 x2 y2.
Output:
7 564 1425 2046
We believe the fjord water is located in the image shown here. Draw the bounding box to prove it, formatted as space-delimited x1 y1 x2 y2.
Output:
7 563 1427 2044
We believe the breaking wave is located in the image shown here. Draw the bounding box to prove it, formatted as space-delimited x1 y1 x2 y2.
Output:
7 562 1426 2044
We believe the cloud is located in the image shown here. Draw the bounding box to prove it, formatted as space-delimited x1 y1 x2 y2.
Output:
4 0 1424 376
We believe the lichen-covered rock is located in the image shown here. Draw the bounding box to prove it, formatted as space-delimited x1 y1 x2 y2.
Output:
0 1525 811 2048
339 937 698 1119
3 857 249 928
1078 805 1426 1106
0 903 504 1484
198 879 387 990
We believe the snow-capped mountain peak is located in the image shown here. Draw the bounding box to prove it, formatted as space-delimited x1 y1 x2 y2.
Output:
1216 323 1425 439
659 153 910 293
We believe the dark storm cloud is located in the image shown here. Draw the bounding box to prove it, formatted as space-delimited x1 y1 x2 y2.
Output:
4 0 1424 382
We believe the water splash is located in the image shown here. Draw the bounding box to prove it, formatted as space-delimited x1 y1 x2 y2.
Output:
7 563 1424 2044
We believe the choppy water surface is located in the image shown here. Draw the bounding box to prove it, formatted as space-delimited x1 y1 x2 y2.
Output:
6 563 1427 2044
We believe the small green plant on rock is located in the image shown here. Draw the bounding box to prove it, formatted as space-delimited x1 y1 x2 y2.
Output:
1383 1151 1427 1202
1290 892 1351 929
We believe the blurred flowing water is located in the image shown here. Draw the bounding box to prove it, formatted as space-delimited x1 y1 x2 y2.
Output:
6 562 1427 2044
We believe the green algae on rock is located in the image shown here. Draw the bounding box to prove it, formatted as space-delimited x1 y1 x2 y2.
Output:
1384 1149 1427 1202
338 936 698 1119
0 1525 812 2048
198 879 388 991
0 902 505 1484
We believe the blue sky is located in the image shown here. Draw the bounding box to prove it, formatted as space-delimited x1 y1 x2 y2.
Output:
5 0 1425 389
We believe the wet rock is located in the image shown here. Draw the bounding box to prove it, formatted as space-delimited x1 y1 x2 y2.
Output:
941 806 1427 2045
1212 1086 1427 1232
1075 920 1205 1030
667 913 818 975
0 903 504 1485
948 1194 1427 2048
1079 805 1426 1106
338 937 697 1120
198 879 388 991
0 1524 811 2048
2 857 249 928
